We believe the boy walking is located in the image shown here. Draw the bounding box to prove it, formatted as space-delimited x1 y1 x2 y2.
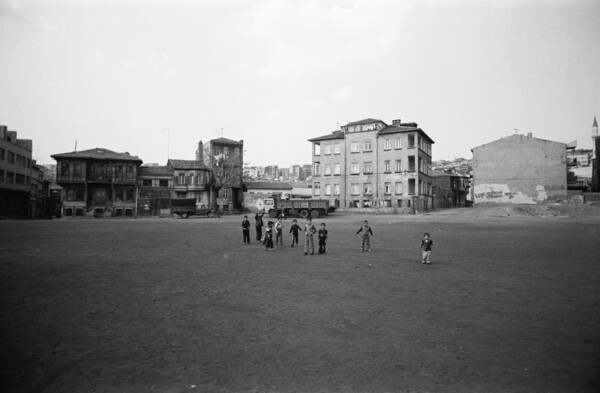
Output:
241 215 251 244
303 217 317 255
355 220 373 252
274 217 284 247
318 223 328 254
420 232 433 264
289 219 301 247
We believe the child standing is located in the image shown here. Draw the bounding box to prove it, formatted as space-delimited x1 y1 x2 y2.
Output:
318 223 328 254
289 219 301 247
263 221 274 251
274 217 284 247
241 215 251 244
420 232 433 264
355 220 373 252
303 217 317 255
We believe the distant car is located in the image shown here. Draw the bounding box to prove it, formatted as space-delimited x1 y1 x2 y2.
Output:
171 199 215 218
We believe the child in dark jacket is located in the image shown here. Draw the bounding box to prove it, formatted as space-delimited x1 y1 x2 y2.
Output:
241 215 251 244
263 221 274 251
420 232 433 264
318 223 328 254
289 219 301 247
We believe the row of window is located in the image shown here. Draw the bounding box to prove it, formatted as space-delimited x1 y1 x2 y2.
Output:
175 172 208 186
0 148 32 168
0 169 30 186
64 187 135 203
313 181 412 196
59 162 136 181
314 134 430 156
349 199 413 208
314 157 431 176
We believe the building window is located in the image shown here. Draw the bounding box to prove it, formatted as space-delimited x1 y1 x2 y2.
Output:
363 183 372 195
363 162 373 174
325 184 331 195
383 139 391 150
333 143 341 154
178 172 185 185
351 183 359 195
314 162 321 176
350 163 359 174
384 160 391 173
408 156 416 171
350 142 359 153
395 138 402 149
384 182 392 194
314 182 321 196
395 182 403 195
333 163 341 175
364 141 372 152
395 160 402 172
176 191 187 198
16 155 26 167
324 164 331 176
159 179 169 187
15 173 26 185
6 171 14 183
314 144 321 156
0 148 4 160
408 178 416 194
408 134 415 148
223 147 229 158
60 162 70 179
142 179 152 187
7 151 15 164
219 188 230 198
324 144 331 155
334 184 340 195
73 163 82 180
0 169 3 182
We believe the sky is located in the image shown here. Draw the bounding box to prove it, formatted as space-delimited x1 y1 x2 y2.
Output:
1 0 599 167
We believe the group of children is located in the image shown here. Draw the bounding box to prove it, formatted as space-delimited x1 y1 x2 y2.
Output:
242 215 328 255
241 215 434 263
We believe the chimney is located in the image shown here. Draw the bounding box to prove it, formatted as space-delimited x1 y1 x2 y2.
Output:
392 119 402 126
196 141 204 162
527 132 533 138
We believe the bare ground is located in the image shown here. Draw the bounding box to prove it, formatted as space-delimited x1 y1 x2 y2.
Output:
1 208 599 393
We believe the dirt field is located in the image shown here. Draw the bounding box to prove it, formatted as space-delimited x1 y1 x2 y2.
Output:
1 209 599 393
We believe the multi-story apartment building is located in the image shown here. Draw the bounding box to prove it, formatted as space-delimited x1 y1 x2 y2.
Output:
0 126 35 217
52 148 143 217
309 118 434 212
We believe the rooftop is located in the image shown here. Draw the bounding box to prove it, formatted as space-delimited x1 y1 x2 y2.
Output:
51 148 142 162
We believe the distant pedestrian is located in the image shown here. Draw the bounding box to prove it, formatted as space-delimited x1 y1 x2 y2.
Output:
255 210 265 242
274 217 284 247
303 217 317 255
420 232 433 264
263 221 274 251
318 223 328 254
289 219 301 247
355 220 373 252
241 215 251 244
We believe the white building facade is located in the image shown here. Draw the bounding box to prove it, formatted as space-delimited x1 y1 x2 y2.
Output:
309 118 434 213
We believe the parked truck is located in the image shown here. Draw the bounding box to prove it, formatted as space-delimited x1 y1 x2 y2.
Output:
263 195 332 218
171 198 214 218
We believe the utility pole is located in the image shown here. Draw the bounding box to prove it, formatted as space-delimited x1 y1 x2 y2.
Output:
164 128 176 159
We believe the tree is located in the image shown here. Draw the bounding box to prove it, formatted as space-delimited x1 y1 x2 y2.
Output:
204 144 243 212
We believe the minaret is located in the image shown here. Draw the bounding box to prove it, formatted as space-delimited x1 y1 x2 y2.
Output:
593 116 599 192
593 116 599 159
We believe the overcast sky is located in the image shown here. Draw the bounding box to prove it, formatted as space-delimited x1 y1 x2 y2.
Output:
1 0 599 167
